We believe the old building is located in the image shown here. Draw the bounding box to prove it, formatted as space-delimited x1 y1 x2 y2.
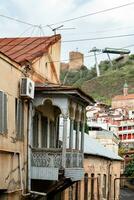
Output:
63 134 122 200
112 82 134 109
0 34 61 199
0 35 95 200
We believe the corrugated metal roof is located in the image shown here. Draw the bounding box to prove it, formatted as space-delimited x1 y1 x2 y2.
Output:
0 34 61 65
84 134 123 160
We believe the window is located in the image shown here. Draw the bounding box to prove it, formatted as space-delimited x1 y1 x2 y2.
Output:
91 173 94 200
15 98 24 140
84 173 88 200
102 174 107 198
0 91 7 133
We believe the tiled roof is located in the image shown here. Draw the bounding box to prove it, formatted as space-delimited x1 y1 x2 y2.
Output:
0 34 61 65
112 94 134 100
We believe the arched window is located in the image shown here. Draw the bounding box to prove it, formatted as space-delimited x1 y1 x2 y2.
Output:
84 173 88 200
91 173 94 200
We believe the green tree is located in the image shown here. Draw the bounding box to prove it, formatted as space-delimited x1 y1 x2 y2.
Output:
124 160 134 177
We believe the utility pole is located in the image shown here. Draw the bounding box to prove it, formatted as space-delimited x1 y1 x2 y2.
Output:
90 47 101 77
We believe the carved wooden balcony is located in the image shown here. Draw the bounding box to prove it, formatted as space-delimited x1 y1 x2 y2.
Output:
31 148 84 181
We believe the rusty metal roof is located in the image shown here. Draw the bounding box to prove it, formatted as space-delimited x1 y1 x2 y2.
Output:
0 34 61 65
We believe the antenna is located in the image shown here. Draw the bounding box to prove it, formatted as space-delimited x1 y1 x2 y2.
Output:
47 25 75 35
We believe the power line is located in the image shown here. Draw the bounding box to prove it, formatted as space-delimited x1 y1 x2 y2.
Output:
0 13 38 27
123 44 134 48
47 53 103 64
46 44 134 64
18 26 35 37
0 32 134 47
45 1 134 26
62 25 134 37
62 33 134 43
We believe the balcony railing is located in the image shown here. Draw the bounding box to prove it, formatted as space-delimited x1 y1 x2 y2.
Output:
31 148 62 168
31 148 83 168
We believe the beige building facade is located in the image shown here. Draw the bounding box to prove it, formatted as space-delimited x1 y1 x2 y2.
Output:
0 35 95 200
63 135 122 200
0 35 61 199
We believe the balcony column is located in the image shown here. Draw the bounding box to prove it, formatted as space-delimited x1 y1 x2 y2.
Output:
76 121 80 150
62 115 68 168
47 118 50 148
38 113 42 148
81 122 85 153
75 105 82 167
69 118 74 168
81 110 86 168
69 118 74 149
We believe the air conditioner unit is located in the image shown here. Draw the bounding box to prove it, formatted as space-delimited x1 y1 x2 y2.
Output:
20 78 35 99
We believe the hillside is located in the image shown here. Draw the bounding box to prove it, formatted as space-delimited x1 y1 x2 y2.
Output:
60 55 134 104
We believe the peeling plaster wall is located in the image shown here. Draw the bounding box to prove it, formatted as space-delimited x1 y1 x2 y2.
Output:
0 55 28 199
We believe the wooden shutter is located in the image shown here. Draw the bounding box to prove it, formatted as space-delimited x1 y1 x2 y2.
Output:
0 91 7 133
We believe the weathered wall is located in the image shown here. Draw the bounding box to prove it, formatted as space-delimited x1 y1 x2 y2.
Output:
0 54 28 199
32 40 61 84
64 155 121 200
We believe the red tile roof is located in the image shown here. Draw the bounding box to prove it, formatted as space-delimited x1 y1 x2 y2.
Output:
112 94 134 100
0 34 61 65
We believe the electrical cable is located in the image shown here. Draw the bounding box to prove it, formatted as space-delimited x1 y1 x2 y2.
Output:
0 13 38 27
62 33 134 43
45 1 134 26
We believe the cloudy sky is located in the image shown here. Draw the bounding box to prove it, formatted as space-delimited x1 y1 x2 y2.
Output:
0 0 134 67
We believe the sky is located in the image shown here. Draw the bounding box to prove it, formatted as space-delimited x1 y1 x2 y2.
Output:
0 0 134 68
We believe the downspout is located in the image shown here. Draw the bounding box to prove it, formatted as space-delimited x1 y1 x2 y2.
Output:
28 100 32 192
107 160 112 200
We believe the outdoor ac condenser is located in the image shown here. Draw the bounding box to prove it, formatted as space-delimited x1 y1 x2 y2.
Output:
20 77 35 99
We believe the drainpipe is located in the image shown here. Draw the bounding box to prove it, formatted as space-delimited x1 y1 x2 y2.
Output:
107 160 112 200
28 100 32 192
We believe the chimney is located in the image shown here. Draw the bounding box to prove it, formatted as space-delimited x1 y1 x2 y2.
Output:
123 81 128 96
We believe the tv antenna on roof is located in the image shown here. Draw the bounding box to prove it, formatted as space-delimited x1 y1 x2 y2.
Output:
47 25 75 35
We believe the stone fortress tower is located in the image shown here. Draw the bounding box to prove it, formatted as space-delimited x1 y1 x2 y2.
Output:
61 51 84 71
69 51 84 70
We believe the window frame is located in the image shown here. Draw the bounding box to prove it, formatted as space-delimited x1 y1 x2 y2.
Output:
0 90 8 134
